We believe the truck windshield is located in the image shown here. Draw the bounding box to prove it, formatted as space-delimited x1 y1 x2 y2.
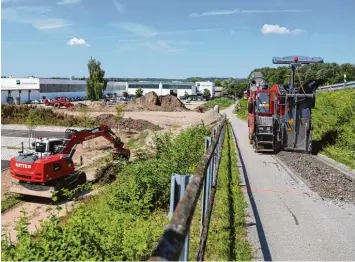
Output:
256 92 270 113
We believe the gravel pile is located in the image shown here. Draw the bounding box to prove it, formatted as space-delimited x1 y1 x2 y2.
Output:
276 151 355 203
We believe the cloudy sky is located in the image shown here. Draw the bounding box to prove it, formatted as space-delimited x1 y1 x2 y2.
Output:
2 0 355 78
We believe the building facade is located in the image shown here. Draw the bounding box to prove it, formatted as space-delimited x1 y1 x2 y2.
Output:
1 78 215 103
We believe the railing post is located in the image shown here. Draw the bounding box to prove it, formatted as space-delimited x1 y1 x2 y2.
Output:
201 136 212 233
170 173 192 261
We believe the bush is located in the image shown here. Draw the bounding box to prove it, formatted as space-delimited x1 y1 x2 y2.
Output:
1 125 211 261
1 104 96 128
234 99 248 120
204 98 234 110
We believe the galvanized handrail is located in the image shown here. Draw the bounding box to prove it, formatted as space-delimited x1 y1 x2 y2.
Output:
149 113 227 261
318 80 355 92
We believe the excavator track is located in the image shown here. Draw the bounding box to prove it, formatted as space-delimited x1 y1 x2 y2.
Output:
9 171 87 199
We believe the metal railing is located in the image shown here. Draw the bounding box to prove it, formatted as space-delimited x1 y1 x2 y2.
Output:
149 113 227 261
317 81 355 92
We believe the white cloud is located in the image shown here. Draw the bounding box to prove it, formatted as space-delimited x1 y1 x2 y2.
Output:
33 19 72 30
145 40 184 52
261 24 305 35
57 0 81 5
112 0 125 14
2 6 72 30
116 22 157 37
68 37 89 46
190 9 310 17
159 28 222 35
118 39 140 43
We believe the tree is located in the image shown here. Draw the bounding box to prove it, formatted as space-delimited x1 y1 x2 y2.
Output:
25 109 38 148
115 104 125 131
123 91 128 98
86 57 107 100
136 88 143 98
203 89 211 99
214 79 222 86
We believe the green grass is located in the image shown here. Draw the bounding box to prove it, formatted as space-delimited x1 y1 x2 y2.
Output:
125 131 149 149
204 98 235 110
1 125 210 261
205 124 252 261
312 89 355 169
1 194 22 213
234 99 248 121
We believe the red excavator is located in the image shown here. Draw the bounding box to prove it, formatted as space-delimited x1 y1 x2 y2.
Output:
9 125 130 199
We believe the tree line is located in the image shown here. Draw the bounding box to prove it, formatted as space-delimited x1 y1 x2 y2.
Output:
86 57 355 100
214 62 355 99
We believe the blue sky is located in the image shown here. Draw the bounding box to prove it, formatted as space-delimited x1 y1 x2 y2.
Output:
2 0 355 79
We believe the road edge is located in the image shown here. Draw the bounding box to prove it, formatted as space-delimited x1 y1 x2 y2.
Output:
228 121 264 261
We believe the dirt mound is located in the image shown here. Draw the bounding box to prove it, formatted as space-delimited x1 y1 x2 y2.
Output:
124 91 190 112
138 91 161 106
193 105 208 113
159 95 187 112
95 114 162 131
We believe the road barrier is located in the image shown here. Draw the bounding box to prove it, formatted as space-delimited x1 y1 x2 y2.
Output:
317 81 355 92
149 113 227 261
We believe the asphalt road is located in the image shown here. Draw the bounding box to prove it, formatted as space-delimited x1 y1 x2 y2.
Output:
1 129 65 138
224 105 355 261
1 160 10 171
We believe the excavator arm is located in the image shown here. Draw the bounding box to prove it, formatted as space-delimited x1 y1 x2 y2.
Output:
60 125 130 160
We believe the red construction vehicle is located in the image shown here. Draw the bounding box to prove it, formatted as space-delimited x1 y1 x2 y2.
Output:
247 56 324 153
9 125 130 199
44 97 75 108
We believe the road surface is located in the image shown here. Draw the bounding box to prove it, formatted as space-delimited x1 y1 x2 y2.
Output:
1 129 65 138
224 105 355 261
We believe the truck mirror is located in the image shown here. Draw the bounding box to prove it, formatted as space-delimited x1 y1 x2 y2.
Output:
32 142 35 148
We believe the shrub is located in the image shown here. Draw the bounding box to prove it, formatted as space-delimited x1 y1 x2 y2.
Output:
1 124 211 261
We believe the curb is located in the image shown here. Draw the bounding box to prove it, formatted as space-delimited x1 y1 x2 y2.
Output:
272 155 312 189
314 154 355 180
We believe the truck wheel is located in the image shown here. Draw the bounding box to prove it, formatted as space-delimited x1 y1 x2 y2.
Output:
54 103 60 108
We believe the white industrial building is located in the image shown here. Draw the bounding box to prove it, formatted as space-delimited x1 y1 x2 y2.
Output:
1 77 215 103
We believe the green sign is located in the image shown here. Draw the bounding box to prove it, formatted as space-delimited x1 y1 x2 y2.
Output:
16 80 20 85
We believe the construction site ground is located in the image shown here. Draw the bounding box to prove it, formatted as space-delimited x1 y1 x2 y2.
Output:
1 105 221 242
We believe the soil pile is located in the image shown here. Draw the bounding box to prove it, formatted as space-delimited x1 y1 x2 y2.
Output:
95 114 162 131
193 105 208 113
124 91 190 112
138 91 160 106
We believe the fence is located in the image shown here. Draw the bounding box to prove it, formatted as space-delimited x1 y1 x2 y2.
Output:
317 81 355 92
149 113 227 261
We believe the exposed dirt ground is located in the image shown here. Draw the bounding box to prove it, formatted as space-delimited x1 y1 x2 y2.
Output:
1 106 221 242
276 151 355 203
